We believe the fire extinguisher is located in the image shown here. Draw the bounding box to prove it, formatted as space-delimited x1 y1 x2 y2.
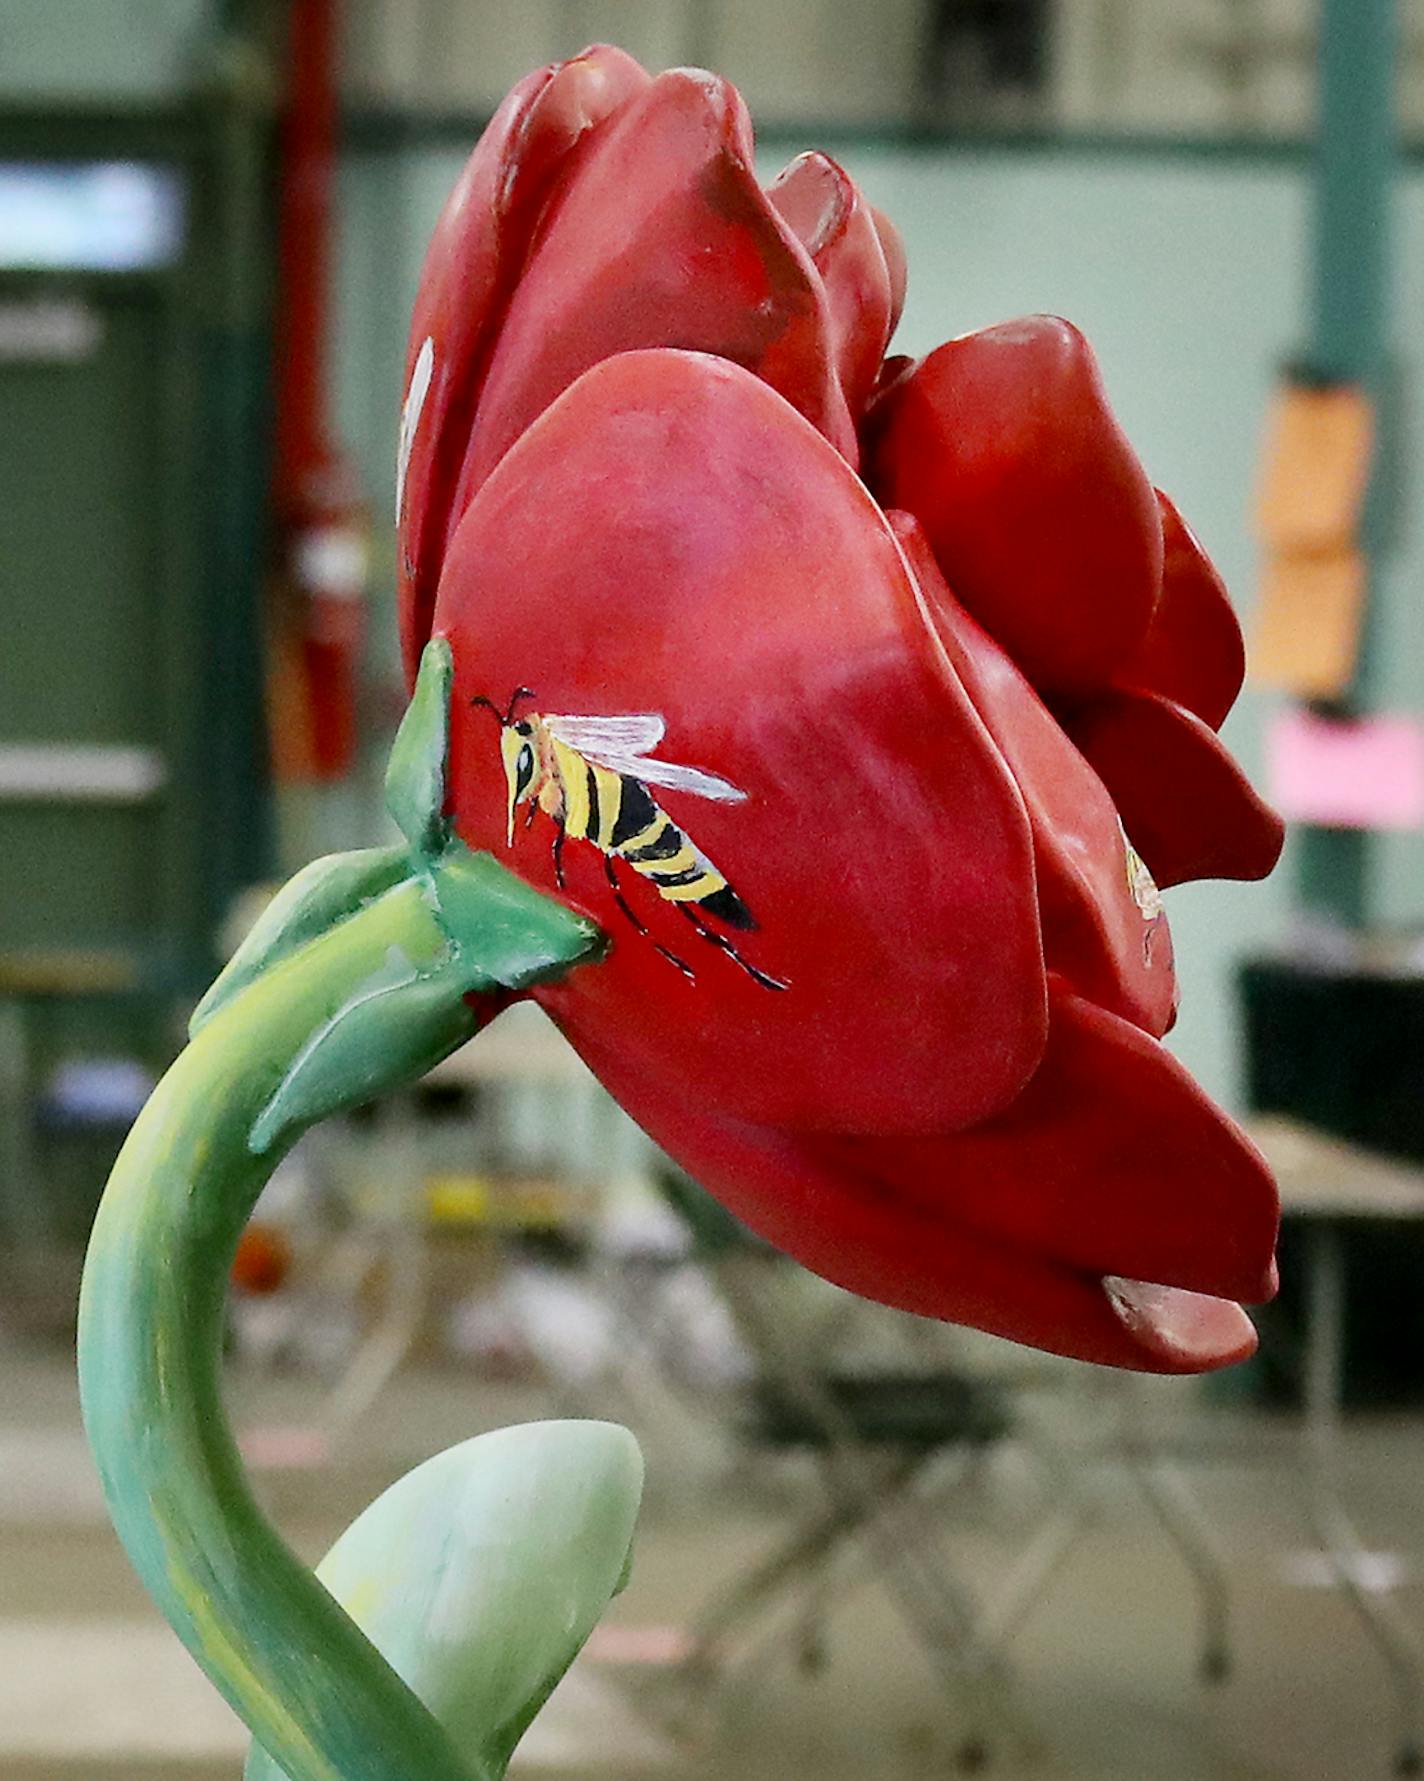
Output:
267 0 368 783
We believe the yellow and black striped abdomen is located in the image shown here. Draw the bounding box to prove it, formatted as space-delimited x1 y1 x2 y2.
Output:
550 740 755 931
617 785 758 932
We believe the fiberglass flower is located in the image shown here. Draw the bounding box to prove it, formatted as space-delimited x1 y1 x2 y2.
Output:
395 45 1285 1373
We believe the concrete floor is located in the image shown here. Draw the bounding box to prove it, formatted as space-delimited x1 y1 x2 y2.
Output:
3 1343 1423 1780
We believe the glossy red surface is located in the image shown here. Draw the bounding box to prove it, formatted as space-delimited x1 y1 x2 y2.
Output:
766 151 897 421
398 45 651 676
888 511 1177 1039
571 984 1273 1372
465 71 859 494
865 317 1164 697
440 351 1046 1135
401 45 1284 1372
1061 688 1286 890
1123 491 1247 730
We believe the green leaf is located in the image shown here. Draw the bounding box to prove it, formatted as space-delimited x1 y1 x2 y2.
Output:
243 1421 643 1781
387 636 455 854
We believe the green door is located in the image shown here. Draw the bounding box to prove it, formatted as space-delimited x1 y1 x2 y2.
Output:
0 276 178 965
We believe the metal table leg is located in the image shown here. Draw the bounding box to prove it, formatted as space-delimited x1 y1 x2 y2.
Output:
1304 1218 1424 1776
1103 1377 1233 1688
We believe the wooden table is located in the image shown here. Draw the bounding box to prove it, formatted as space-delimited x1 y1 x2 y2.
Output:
1249 1116 1424 1776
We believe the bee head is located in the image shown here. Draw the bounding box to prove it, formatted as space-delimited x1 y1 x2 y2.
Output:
498 722 540 844
470 690 537 845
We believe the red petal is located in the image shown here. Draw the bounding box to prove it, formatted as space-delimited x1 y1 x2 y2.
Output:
845 984 1279 1308
567 995 1272 1374
436 349 1047 1133
1062 689 1286 888
767 152 894 420
890 511 1176 1038
866 317 1163 696
1116 491 1246 730
871 206 907 339
870 352 916 405
397 45 650 680
453 70 858 509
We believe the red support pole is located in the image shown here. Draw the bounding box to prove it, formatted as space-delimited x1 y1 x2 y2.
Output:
269 0 368 782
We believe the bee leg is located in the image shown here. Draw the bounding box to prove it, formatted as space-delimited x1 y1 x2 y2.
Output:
552 821 567 890
679 905 789 992
603 855 695 982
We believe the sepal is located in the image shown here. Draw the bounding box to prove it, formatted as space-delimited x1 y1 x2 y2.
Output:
387 635 456 853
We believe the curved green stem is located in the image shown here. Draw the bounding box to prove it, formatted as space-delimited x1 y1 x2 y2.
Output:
77 641 606 1781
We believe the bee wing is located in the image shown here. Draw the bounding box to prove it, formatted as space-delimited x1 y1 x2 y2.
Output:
545 713 666 756
612 755 748 803
545 713 747 802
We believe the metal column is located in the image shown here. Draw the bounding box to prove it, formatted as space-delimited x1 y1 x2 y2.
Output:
1295 0 1398 929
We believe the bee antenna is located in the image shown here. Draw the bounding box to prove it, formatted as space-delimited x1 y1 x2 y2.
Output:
470 688 536 727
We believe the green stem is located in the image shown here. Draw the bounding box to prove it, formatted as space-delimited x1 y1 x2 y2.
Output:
77 852 600 1781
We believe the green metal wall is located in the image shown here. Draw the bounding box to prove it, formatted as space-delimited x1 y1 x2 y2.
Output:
0 0 214 99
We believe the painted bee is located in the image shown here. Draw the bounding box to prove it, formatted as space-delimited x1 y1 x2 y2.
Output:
472 690 788 991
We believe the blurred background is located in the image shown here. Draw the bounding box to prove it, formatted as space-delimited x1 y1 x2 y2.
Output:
4 2 1424 1777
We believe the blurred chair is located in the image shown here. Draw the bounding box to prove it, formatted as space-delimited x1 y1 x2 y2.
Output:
653 1167 1240 1772
654 1168 1031 1772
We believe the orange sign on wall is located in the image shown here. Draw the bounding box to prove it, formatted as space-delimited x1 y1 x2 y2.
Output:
1251 381 1374 701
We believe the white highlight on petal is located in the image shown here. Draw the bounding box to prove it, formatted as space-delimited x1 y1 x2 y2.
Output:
396 335 434 524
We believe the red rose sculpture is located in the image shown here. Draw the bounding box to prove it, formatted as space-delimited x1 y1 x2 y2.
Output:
396 45 1284 1373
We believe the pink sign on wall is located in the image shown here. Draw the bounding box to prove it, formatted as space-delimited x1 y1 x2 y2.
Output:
1267 709 1424 831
